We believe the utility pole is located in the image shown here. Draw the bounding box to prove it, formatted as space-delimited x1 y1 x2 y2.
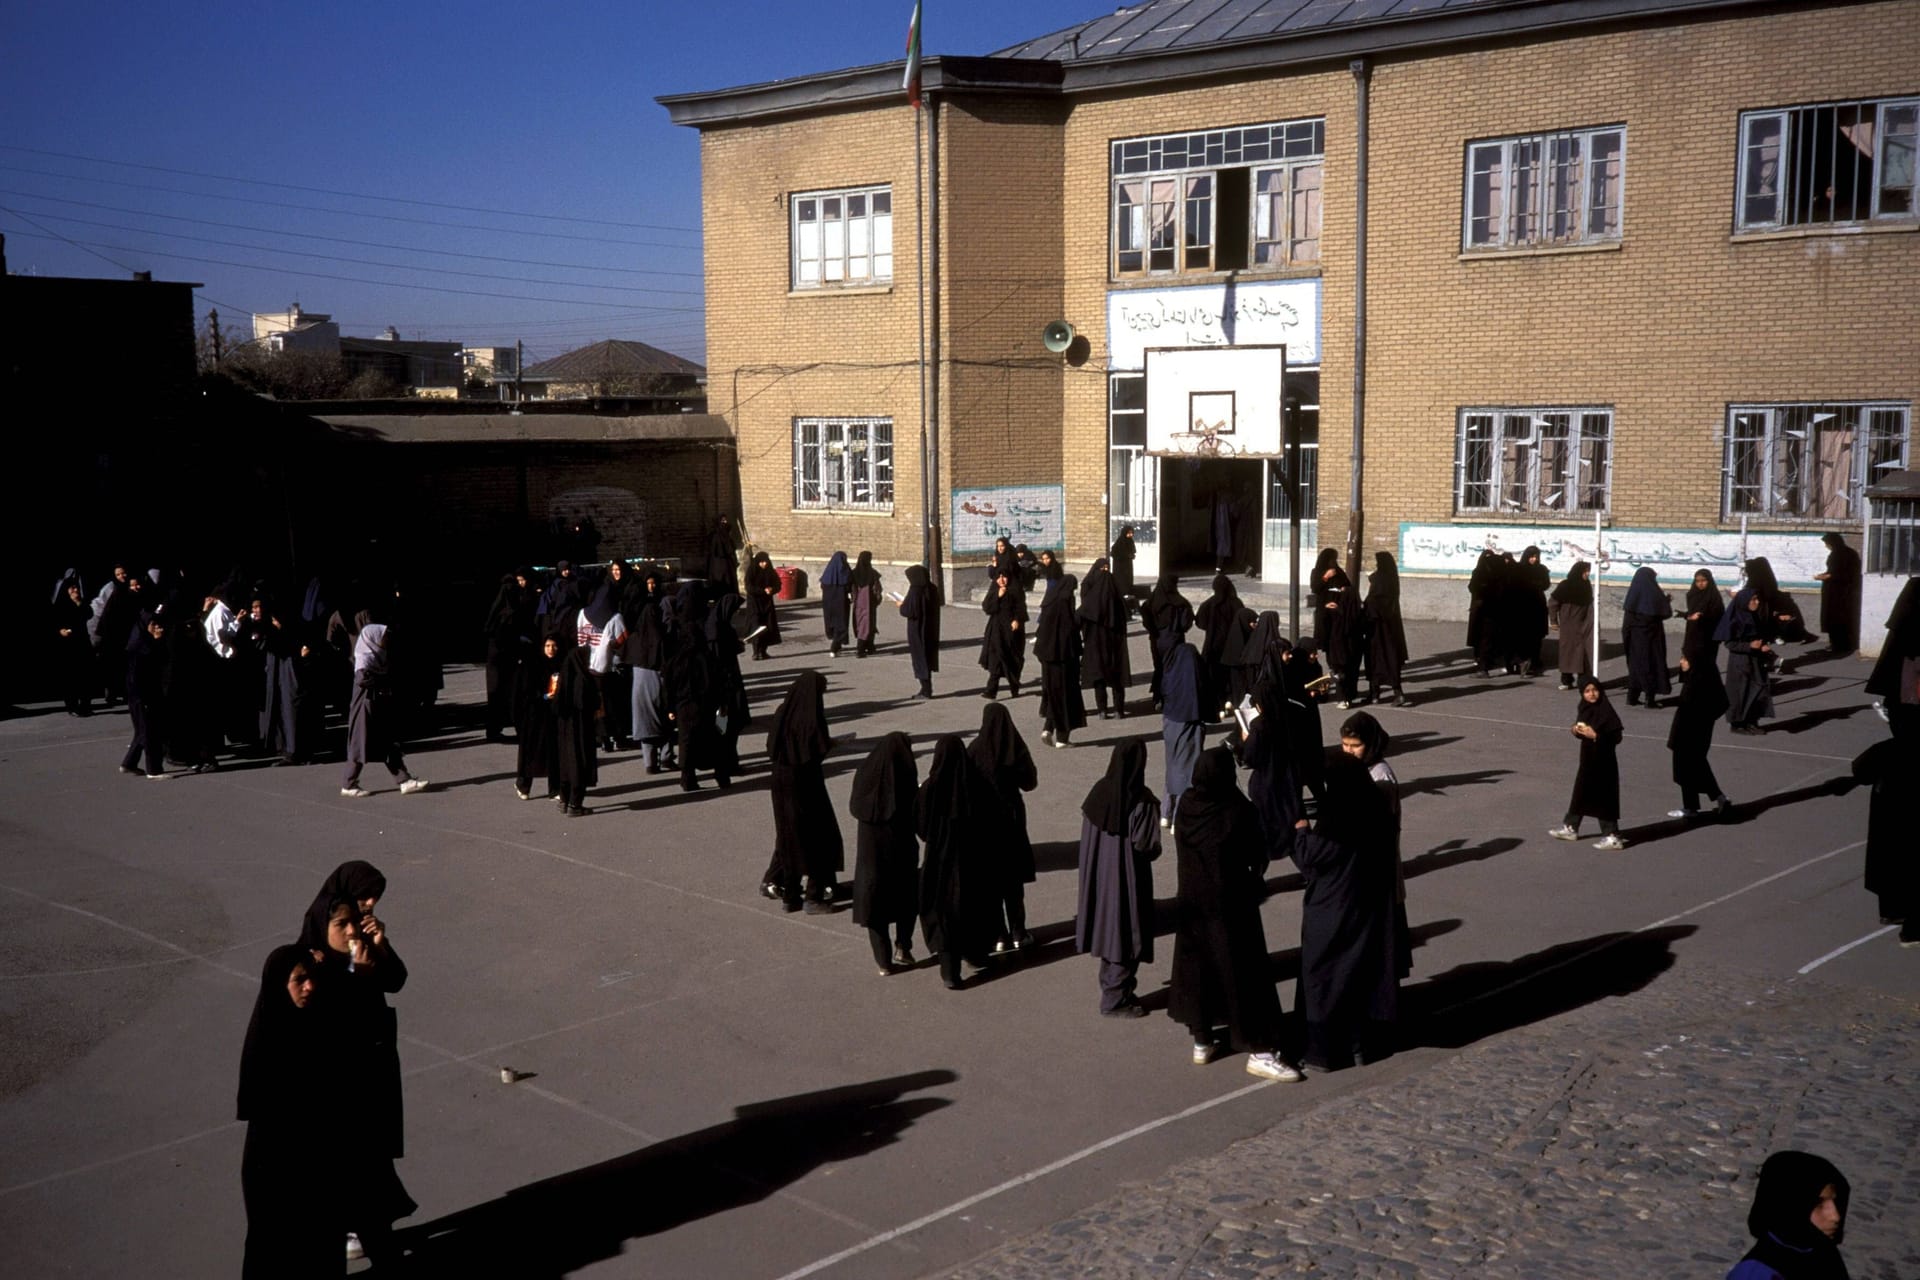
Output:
515 339 525 408
208 308 224 367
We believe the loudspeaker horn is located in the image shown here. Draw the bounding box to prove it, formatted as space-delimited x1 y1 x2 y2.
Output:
1041 320 1076 353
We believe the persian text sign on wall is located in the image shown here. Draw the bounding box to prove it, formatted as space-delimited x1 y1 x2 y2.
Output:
1107 279 1321 371
1398 523 1832 589
952 486 1066 554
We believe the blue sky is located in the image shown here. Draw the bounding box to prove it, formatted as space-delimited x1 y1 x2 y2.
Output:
0 1 1078 364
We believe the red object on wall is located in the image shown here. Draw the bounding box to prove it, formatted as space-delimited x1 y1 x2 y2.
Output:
775 566 807 600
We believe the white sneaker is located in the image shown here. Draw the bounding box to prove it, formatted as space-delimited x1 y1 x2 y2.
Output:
346 1232 364 1261
1040 728 1054 743
1594 834 1628 850
1245 1053 1302 1082
1192 1041 1217 1066
1547 825 1579 842
1052 738 1069 750
340 786 370 798
1666 808 1697 819
514 785 531 801
1159 816 1173 830
399 778 429 794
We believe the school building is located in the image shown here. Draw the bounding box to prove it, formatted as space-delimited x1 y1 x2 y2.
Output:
660 0 1918 610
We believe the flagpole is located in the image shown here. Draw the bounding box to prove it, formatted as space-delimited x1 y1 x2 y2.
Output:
914 99 930 576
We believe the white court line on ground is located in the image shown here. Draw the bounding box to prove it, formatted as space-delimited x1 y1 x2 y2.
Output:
1797 925 1898 975
0 731 138 753
773 1079 1277 1280
773 836 1868 1280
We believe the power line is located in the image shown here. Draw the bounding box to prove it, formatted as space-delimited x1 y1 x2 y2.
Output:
3 207 702 297
0 164 699 251
0 226 703 313
0 144 700 233
0 190 703 278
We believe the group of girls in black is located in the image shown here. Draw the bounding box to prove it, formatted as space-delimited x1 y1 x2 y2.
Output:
500 559 759 812
57 564 433 784
1465 546 1554 682
237 861 411 1276
1307 548 1413 709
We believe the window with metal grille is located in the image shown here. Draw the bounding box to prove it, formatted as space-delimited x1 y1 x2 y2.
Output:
1455 408 1612 514
1464 126 1625 250
793 417 893 510
1108 374 1155 521
1112 119 1324 277
791 186 893 288
1722 402 1910 520
1737 98 1918 230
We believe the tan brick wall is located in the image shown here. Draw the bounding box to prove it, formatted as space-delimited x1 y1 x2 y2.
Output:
1331 0 1920 559
695 0 1920 574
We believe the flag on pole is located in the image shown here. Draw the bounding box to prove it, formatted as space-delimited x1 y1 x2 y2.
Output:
903 0 924 108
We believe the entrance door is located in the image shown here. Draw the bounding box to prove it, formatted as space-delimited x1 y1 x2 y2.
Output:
1157 457 1265 576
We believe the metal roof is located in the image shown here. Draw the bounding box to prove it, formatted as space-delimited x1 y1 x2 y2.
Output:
995 0 1513 61
520 338 705 382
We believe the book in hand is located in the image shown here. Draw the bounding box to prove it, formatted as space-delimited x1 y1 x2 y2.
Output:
1232 702 1260 737
1302 673 1336 696
887 590 906 603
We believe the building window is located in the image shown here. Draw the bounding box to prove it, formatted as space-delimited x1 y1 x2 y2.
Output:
1722 402 1909 520
1737 98 1918 231
792 186 893 288
1463 126 1625 250
1108 373 1155 523
1112 119 1324 277
793 417 894 510
1455 408 1612 515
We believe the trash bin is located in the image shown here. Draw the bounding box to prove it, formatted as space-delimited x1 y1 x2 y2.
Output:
775 566 807 600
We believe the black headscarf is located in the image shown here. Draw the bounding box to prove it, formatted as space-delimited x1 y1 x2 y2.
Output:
848 732 917 824
1574 675 1623 737
1109 527 1135 564
1687 571 1724 625
1866 576 1919 701
1144 571 1186 635
1737 1150 1850 1279
1716 588 1762 645
1173 744 1253 854
1340 710 1390 767
582 576 618 629
1161 639 1203 722
1676 648 1731 721
1081 740 1153 837
1077 558 1122 628
629 594 668 670
1623 566 1666 615
296 861 387 952
236 944 324 1122
1311 548 1342 584
1312 754 1383 849
1035 574 1079 662
1744 557 1786 608
916 735 975 838
1369 551 1400 603
968 700 1034 777
767 670 832 766
849 551 882 589
1551 561 1594 607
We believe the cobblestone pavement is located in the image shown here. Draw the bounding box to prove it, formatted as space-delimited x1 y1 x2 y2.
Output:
939 965 1920 1279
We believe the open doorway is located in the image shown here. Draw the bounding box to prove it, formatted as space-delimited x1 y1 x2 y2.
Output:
1159 457 1265 576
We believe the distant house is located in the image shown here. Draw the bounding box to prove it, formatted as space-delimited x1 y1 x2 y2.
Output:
340 327 465 396
461 345 519 388
252 303 340 354
514 338 704 404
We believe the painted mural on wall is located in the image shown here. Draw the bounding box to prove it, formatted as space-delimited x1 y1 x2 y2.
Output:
1107 279 1321 370
1398 522 1833 589
952 486 1066 554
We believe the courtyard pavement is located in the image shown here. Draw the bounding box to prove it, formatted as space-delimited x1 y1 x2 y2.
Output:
0 600 1913 1277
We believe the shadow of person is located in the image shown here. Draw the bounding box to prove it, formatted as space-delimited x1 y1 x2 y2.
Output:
1766 704 1868 735
1031 839 1079 875
1622 776 1852 844
1381 731 1463 756
1397 767 1513 798
396 1070 957 1277
1401 925 1696 1049
1403 836 1525 879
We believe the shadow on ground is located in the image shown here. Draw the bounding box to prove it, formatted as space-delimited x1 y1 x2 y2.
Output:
1402 924 1696 1049
396 1069 955 1277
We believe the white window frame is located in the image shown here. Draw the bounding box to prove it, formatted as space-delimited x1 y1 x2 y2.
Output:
1721 401 1910 521
1736 97 1919 231
1462 125 1626 251
1454 407 1613 516
1111 119 1325 278
793 417 894 512
791 186 893 289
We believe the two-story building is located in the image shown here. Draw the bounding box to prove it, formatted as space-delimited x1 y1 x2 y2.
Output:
662 0 1918 607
